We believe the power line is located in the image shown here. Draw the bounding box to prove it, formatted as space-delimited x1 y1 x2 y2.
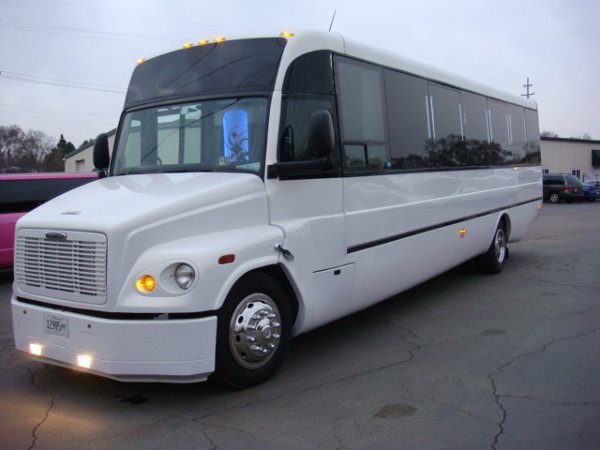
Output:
0 20 178 47
0 70 126 93
0 19 182 43
0 103 116 126
29 0 262 33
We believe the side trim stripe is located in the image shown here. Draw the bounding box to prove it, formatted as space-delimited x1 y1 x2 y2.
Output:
346 197 542 254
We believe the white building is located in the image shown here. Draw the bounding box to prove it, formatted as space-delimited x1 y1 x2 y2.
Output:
541 136 600 182
64 129 116 172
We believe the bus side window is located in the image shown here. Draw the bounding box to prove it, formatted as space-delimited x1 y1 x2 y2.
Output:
278 97 334 162
336 57 390 171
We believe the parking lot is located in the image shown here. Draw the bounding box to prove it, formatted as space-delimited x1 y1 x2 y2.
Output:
0 202 598 450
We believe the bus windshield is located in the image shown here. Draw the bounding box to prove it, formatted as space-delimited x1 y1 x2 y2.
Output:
112 97 268 176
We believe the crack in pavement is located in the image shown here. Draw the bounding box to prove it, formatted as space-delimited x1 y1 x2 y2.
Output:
513 275 599 291
399 382 496 426
501 394 600 407
161 335 458 430
161 412 256 446
487 328 597 450
27 366 55 450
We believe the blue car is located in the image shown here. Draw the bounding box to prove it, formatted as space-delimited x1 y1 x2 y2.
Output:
583 181 600 202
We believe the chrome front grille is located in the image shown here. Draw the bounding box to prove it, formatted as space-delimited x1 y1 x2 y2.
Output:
15 229 107 304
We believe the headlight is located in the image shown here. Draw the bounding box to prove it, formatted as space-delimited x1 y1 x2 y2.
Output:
174 263 195 290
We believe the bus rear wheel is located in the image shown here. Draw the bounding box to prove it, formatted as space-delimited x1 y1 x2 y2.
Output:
476 221 507 274
210 273 292 389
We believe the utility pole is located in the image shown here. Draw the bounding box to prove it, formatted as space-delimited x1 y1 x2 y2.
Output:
522 77 535 99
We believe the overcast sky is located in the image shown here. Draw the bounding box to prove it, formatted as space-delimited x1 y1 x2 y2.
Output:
1 0 599 147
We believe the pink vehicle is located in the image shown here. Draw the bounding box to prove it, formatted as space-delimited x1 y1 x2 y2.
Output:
0 173 97 268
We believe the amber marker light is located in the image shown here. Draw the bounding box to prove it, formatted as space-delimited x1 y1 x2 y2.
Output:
459 228 467 238
218 254 236 265
280 31 295 37
214 36 226 42
30 343 43 356
198 39 210 45
136 58 145 64
77 354 92 369
183 42 194 48
136 275 156 293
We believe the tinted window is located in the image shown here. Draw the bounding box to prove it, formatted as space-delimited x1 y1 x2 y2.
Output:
279 97 335 162
385 69 429 169
488 99 516 164
462 91 488 142
507 105 526 163
429 83 462 141
525 108 540 163
336 58 386 142
0 177 96 213
566 175 582 186
283 51 334 95
488 100 509 150
125 38 286 108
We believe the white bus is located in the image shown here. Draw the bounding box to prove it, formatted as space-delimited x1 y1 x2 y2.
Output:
12 31 541 388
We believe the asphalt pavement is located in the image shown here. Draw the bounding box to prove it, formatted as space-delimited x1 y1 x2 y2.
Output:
0 202 599 449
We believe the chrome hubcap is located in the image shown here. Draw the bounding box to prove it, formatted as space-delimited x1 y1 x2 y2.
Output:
494 228 506 264
229 294 281 369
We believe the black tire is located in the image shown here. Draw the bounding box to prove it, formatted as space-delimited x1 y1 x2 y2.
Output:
549 192 560 203
209 273 292 389
476 221 507 274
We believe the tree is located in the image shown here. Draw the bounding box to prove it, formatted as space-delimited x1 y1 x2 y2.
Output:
0 125 54 172
42 134 77 172
541 130 559 138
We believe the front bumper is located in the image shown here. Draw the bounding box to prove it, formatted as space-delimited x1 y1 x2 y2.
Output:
12 296 217 383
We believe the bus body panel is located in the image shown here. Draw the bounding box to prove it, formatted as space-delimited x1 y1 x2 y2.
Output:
11 32 542 383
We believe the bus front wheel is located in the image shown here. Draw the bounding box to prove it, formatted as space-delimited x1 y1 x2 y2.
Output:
210 273 292 389
476 221 507 275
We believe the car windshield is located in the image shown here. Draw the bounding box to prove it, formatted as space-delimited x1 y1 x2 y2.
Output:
112 97 268 176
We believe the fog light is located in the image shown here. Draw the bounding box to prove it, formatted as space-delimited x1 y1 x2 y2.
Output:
136 275 156 293
174 263 195 290
30 343 43 356
77 354 92 369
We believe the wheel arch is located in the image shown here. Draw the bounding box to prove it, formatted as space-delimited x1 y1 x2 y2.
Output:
498 212 512 240
221 264 302 330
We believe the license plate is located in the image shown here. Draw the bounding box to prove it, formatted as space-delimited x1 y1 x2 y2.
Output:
43 314 69 338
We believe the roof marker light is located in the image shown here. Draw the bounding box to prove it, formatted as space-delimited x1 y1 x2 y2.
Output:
136 58 145 64
183 42 194 48
214 36 226 43
280 31 295 37
198 39 210 45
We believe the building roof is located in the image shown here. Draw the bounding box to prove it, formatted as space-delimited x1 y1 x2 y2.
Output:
64 128 117 159
541 136 600 145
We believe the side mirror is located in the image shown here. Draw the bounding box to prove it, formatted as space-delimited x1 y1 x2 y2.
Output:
307 110 335 158
93 133 110 176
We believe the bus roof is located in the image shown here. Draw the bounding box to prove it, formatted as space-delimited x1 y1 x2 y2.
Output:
134 30 537 111
277 31 537 110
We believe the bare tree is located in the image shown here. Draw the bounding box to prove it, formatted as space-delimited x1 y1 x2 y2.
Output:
0 125 54 172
